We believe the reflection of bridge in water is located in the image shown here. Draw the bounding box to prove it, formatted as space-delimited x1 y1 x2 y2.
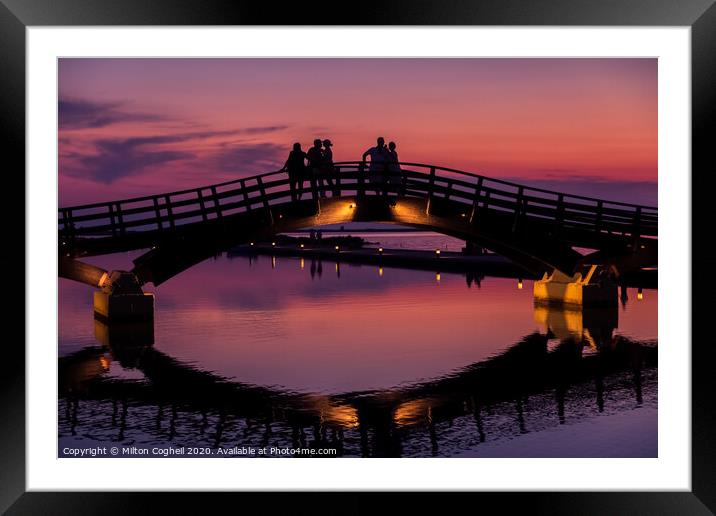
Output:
59 162 657 300
60 303 656 458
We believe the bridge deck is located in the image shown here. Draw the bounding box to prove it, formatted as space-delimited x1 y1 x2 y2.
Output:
58 162 657 279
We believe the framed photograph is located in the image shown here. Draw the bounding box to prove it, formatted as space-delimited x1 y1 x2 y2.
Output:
2 0 713 513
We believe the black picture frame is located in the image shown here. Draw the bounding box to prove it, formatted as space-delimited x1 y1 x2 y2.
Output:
1 1 713 513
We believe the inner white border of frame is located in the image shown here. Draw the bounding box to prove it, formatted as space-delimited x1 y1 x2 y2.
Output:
27 27 690 491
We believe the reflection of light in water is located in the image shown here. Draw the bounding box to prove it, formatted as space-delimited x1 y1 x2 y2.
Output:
378 266 384 277
534 304 584 340
394 398 433 427
308 396 359 428
271 256 276 269
582 329 598 354
300 258 305 270
322 404 359 429
436 272 441 282
637 288 644 301
517 279 523 290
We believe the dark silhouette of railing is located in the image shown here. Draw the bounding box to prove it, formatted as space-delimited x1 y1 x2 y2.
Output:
58 162 657 250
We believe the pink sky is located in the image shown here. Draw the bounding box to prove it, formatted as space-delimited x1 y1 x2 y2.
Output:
58 58 657 206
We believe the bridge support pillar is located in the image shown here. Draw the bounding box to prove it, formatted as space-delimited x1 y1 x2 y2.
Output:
533 265 616 307
93 271 154 322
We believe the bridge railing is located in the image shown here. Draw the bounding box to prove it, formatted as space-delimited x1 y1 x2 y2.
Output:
58 161 657 245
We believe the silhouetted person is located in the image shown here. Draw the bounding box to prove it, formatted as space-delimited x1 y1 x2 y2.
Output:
281 142 307 201
306 139 324 198
387 141 402 201
320 139 337 196
362 136 390 194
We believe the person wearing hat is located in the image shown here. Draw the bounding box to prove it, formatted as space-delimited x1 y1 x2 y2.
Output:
319 138 337 197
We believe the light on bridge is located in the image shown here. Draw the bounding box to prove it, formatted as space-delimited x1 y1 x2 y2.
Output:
271 242 276 247
435 249 441 256
378 247 383 254
299 243 305 249
250 242 254 246
335 245 340 252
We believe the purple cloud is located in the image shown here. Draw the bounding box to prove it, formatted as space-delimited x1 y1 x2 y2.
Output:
58 98 170 129
206 142 286 174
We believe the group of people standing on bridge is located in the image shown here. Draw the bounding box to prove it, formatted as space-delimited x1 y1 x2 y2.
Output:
281 136 402 201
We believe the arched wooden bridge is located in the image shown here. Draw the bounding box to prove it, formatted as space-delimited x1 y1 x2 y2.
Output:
59 162 657 287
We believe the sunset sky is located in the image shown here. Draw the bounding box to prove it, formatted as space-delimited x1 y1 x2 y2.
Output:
58 58 657 206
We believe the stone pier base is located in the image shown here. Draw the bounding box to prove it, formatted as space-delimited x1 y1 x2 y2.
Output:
93 291 154 321
533 265 617 307
93 270 154 322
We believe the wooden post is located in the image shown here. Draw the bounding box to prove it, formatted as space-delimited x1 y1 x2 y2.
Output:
632 206 642 249
309 168 319 201
482 189 491 210
553 194 564 238
469 177 483 224
514 187 524 215
239 180 250 212
256 175 274 226
108 203 118 237
197 188 208 222
512 186 524 233
164 195 175 230
62 209 75 247
426 166 436 214
334 165 341 195
152 197 162 231
555 194 564 223
211 186 224 218
115 203 125 236
357 163 366 200
256 176 270 211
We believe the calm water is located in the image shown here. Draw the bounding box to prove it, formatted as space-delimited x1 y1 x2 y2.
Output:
59 233 657 458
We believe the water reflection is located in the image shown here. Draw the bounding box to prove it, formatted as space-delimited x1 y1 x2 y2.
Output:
59 248 657 458
60 305 655 457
